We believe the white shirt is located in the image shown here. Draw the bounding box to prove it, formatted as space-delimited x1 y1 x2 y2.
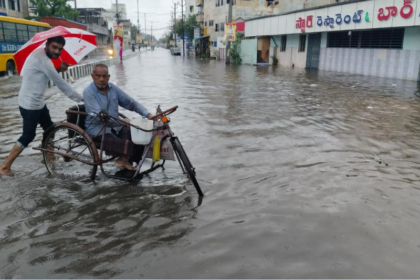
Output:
18 48 82 110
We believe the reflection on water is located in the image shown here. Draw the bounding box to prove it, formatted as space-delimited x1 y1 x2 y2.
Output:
1 49 420 278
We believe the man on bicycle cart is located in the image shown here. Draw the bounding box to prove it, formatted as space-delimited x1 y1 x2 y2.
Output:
83 63 153 171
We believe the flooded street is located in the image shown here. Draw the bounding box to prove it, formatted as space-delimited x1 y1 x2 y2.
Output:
1 49 420 278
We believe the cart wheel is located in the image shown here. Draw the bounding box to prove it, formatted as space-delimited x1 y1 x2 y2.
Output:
42 123 99 181
171 137 203 196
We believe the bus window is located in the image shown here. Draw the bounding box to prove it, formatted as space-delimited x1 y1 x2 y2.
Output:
28 25 37 38
0 22 4 42
3 22 17 42
16 23 29 43
37 26 44 32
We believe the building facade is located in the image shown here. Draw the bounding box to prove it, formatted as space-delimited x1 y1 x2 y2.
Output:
0 0 28 18
77 8 111 46
243 0 420 82
197 0 352 58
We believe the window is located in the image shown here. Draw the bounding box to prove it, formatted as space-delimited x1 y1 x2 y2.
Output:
3 22 17 42
16 24 28 42
327 28 404 49
298 34 306 52
190 5 193 12
0 0 5 8
215 23 219 31
280 35 287 52
209 20 214 26
205 21 207 26
216 0 219 7
221 0 223 5
28 25 37 38
221 22 225 31
8 0 15 10
327 31 360 48
0 22 3 42
360 28 404 49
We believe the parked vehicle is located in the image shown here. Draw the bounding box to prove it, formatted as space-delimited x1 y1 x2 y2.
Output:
171 47 181 56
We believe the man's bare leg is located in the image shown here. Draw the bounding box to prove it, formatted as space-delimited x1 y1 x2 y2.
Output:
114 156 135 170
0 144 24 176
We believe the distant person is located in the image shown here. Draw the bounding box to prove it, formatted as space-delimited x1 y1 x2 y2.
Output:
83 64 153 170
0 36 83 176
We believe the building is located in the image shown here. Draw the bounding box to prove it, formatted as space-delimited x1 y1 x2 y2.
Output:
108 3 127 22
242 0 420 82
77 8 111 46
186 0 197 16
0 0 29 18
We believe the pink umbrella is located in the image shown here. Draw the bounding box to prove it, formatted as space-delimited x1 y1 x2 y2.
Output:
14 26 97 75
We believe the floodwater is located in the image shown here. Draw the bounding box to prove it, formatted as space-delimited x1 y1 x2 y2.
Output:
1 49 420 278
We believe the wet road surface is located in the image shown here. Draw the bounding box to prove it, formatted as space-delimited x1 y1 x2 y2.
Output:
1 49 420 278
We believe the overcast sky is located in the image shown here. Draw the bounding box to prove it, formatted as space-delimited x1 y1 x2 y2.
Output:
73 0 178 39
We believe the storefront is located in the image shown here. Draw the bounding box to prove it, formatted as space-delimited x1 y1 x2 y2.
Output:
244 0 420 81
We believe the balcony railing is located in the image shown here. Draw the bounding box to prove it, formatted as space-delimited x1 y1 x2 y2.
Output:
87 23 109 35
197 0 203 6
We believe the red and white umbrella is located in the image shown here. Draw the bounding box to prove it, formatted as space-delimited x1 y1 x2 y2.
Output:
14 26 97 75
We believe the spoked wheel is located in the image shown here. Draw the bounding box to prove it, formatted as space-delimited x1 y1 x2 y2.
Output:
171 137 204 196
42 123 99 181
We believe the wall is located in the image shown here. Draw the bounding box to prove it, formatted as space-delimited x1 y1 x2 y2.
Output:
241 38 257 65
319 48 420 81
403 27 420 51
272 34 308 68
40 17 88 30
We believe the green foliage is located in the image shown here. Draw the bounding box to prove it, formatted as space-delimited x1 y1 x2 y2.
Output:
229 32 242 65
271 55 278 65
174 14 198 42
29 0 79 21
131 25 138 41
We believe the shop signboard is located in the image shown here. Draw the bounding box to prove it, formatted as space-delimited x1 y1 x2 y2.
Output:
246 0 420 37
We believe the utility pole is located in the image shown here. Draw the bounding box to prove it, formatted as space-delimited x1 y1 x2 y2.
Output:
226 0 233 64
137 0 140 49
140 13 155 49
172 2 177 47
150 21 159 50
180 0 185 57
116 0 120 25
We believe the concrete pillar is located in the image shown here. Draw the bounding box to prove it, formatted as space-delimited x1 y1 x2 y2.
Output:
21 0 29 18
5 0 9 15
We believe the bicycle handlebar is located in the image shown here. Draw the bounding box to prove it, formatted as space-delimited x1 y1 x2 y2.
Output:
150 106 178 120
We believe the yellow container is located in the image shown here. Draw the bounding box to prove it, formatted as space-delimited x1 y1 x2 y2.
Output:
153 136 161 162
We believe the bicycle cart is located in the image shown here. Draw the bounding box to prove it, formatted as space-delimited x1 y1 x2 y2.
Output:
33 105 204 197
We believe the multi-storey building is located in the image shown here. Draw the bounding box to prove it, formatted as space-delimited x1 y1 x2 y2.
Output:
0 0 29 18
77 8 111 46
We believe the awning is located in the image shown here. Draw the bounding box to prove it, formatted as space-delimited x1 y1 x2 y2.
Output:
194 35 210 41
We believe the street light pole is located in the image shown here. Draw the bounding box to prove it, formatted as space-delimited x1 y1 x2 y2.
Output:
181 0 185 57
226 0 233 65
140 13 155 49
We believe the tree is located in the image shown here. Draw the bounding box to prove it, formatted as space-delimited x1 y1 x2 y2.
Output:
174 14 198 42
131 25 138 41
29 0 79 21
229 32 242 65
